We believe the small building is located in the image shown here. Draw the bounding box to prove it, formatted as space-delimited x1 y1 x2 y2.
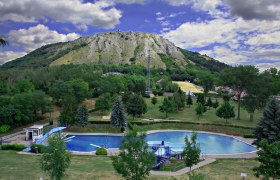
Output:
24 125 43 142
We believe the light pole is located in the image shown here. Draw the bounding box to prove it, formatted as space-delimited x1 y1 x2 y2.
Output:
145 49 151 96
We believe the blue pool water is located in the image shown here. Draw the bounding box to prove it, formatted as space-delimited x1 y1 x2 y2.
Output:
66 131 256 155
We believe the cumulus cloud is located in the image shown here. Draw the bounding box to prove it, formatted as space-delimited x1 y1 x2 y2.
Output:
246 31 280 46
226 0 280 20
8 24 80 52
112 0 146 4
0 51 26 64
0 0 122 29
0 24 80 64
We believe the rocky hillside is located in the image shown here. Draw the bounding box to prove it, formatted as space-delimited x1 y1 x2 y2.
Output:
1 32 228 71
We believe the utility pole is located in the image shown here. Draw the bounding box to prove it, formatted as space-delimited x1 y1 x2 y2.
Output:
145 49 151 96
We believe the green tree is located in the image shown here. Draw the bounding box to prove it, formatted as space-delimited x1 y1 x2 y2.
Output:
126 94 147 120
40 134 71 180
0 80 8 95
0 37 7 47
198 73 214 95
172 90 186 111
187 92 193 108
95 93 112 115
216 101 235 124
254 99 280 147
221 65 259 119
159 97 174 118
32 90 52 116
182 132 201 171
151 97 157 107
12 80 35 94
212 99 219 109
195 103 206 120
75 105 88 127
110 97 126 129
242 95 259 121
112 130 156 180
59 93 78 126
206 98 213 109
253 140 280 180
196 94 205 105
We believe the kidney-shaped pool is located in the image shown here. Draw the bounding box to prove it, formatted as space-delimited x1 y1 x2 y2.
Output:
65 131 257 155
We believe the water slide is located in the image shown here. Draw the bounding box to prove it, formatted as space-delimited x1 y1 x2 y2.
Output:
22 127 66 152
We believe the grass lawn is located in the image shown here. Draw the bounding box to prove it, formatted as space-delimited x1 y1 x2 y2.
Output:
67 124 122 133
130 97 261 128
0 151 259 180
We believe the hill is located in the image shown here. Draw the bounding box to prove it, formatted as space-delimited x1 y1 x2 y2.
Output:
1 32 228 72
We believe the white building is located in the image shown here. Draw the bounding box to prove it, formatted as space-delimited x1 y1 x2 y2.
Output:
24 125 43 142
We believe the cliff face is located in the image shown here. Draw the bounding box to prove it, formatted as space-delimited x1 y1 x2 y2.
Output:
50 32 186 69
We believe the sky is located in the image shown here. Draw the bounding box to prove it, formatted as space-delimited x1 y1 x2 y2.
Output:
0 0 280 71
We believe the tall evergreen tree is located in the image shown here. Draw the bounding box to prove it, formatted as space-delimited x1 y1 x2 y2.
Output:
196 94 205 105
216 101 235 124
187 92 193 108
182 132 201 171
110 97 126 129
59 92 78 126
206 97 213 109
75 105 89 127
254 99 280 147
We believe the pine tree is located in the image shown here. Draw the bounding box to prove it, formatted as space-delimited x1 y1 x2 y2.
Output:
206 97 213 109
216 101 235 124
110 97 126 129
212 99 219 109
187 92 193 108
254 99 280 147
75 105 89 127
195 103 206 120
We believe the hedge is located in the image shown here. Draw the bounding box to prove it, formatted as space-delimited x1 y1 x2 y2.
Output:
1 144 26 151
96 148 108 155
31 144 47 153
89 120 111 124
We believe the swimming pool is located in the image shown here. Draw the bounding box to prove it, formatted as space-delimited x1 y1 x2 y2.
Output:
65 131 257 155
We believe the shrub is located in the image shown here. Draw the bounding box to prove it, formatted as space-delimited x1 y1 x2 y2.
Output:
96 148 108 155
243 134 255 138
1 144 26 151
31 144 47 153
0 124 11 133
49 119 53 125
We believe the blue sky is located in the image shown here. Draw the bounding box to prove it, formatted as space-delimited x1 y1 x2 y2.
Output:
0 0 280 71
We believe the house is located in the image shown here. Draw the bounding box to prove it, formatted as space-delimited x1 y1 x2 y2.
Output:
24 125 43 142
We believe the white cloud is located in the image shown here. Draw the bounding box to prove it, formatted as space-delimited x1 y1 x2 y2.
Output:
246 31 280 46
113 0 146 4
256 62 280 72
8 24 80 52
0 0 122 29
0 51 26 64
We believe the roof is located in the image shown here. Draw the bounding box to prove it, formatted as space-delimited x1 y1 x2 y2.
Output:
28 125 43 129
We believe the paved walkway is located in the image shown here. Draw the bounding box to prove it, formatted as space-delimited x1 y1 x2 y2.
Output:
151 158 216 176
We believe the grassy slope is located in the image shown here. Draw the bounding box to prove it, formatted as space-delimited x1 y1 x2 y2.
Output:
0 151 259 180
173 81 203 93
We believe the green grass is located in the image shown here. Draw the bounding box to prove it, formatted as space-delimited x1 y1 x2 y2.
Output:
67 124 122 133
131 97 261 128
0 151 259 180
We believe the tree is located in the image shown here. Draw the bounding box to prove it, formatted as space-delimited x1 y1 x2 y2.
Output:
182 132 201 171
196 94 205 105
0 37 7 47
221 65 259 119
206 97 213 109
254 99 280 147
11 80 35 94
59 93 78 126
216 101 235 124
75 105 88 127
195 103 206 120
151 97 157 107
110 97 126 129
112 130 156 180
159 97 174 118
95 93 112 115
198 73 214 95
32 90 52 116
253 140 280 180
187 92 193 108
212 99 219 109
172 90 186 111
242 95 259 121
40 134 71 180
126 94 147 120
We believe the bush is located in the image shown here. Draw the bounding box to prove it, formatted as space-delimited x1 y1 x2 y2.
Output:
243 134 255 138
31 144 47 153
49 119 53 125
1 144 26 151
0 124 11 133
96 147 108 155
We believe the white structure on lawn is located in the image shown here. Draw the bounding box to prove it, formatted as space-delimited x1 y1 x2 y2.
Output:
24 125 43 142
